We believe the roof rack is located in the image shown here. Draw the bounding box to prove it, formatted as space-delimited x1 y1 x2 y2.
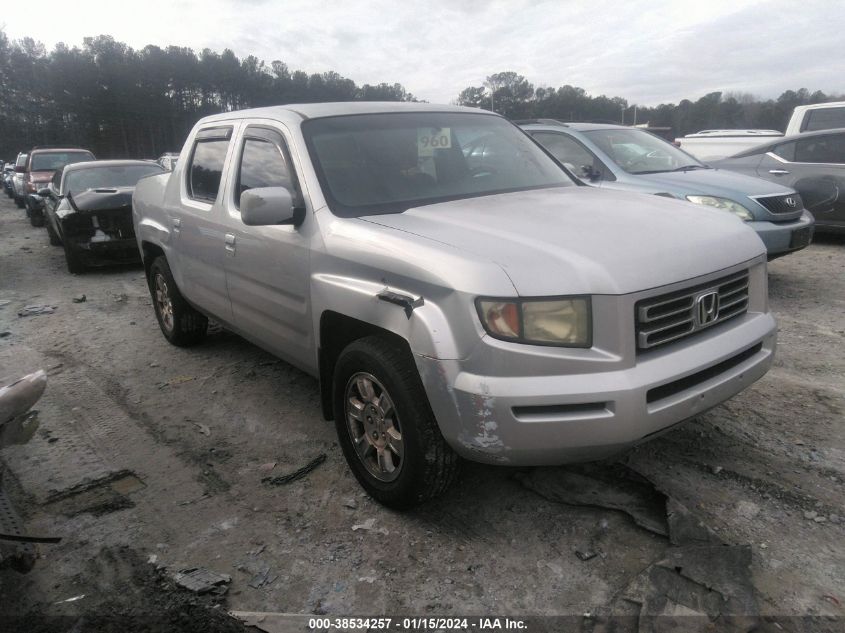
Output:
512 118 569 127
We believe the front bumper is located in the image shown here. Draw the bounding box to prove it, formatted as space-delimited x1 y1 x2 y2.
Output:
416 263 776 466
750 211 814 257
66 236 141 265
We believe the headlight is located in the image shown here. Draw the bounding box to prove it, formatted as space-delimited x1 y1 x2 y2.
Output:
476 297 591 347
685 195 754 221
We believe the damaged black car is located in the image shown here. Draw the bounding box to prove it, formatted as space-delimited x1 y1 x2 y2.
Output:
39 160 165 273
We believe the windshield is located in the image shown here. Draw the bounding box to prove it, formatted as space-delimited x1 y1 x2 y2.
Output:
302 112 574 216
31 151 94 172
64 164 164 193
582 129 704 174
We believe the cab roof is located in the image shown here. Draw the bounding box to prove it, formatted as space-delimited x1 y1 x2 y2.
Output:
197 101 496 126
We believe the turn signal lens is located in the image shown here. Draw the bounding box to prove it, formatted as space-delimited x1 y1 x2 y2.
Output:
478 300 520 338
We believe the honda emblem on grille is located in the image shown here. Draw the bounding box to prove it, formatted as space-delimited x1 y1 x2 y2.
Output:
696 291 720 326
785 197 797 208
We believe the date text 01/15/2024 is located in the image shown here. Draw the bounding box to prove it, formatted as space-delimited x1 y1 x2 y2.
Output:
308 617 527 630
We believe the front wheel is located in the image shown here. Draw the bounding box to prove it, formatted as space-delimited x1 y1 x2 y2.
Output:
46 220 62 246
148 256 207 346
333 336 459 509
63 243 85 274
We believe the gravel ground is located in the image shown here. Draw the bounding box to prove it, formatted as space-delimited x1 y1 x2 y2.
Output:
0 193 843 630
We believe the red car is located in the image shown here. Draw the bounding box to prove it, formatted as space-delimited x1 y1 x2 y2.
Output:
19 147 95 226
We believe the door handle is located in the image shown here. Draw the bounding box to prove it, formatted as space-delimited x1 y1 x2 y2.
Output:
224 233 236 254
768 169 790 175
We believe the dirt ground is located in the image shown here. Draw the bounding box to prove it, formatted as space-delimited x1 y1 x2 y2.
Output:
0 192 843 631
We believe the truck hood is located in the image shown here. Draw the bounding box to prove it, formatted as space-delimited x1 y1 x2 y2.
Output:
360 187 765 296
635 167 793 198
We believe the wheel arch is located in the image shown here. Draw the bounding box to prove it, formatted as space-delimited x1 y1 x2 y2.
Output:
318 311 411 421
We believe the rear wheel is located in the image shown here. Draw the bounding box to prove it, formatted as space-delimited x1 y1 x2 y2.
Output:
333 336 459 509
148 256 207 346
14 196 24 208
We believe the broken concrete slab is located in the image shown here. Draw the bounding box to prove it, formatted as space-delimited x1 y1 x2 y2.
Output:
173 567 231 595
516 463 668 536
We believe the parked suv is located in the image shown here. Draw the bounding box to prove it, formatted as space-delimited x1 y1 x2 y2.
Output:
21 147 95 226
520 121 814 259
134 103 776 508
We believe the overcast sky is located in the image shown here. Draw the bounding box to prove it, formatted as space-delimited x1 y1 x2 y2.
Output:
3 0 843 106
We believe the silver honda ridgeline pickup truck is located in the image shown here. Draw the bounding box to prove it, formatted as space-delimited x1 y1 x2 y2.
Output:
133 103 776 508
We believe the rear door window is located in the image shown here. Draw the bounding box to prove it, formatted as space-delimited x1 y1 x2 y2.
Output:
188 128 232 202
772 142 796 161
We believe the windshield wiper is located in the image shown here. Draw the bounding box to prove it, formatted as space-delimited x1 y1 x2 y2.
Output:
671 165 709 172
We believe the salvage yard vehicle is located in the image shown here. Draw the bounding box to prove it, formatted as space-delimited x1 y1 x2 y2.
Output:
785 101 845 136
673 129 784 161
3 162 14 197
11 153 27 208
134 102 777 508
712 128 845 234
521 121 814 259
21 147 95 226
39 159 165 273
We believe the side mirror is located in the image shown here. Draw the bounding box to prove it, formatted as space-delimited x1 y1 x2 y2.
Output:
14 165 25 173
240 187 301 226
37 188 51 197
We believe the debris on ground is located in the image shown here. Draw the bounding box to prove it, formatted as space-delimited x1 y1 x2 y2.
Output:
343 498 358 509
53 594 86 604
257 462 276 473
518 463 760 627
261 453 326 486
0 300 10 308
172 567 231 595
0 331 9 338
72 294 87 303
574 548 598 561
238 559 277 589
351 518 389 535
17 304 57 317
192 421 211 436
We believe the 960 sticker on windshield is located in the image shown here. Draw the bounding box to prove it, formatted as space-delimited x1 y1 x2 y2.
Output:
418 127 451 156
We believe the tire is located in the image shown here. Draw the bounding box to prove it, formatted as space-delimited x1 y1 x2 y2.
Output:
333 336 459 509
14 196 24 208
27 206 44 227
46 220 62 246
63 243 85 274
148 256 207 346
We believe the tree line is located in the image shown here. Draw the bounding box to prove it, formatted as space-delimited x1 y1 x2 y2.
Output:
2 34 842 162
458 71 844 136
0 33 414 160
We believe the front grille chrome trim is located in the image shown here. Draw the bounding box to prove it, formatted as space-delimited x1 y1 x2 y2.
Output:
636 270 750 351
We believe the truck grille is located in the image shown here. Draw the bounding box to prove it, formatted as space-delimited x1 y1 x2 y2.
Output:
755 193 803 214
636 270 749 351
